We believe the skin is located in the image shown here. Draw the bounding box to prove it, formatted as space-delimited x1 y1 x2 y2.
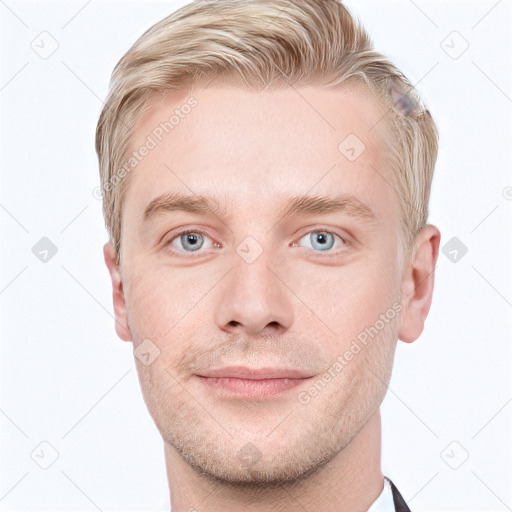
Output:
104 80 440 512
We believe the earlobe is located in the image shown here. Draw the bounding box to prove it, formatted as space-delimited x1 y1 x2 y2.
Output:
398 224 441 343
103 241 132 342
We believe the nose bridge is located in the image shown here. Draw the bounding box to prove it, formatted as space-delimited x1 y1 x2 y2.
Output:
214 237 294 335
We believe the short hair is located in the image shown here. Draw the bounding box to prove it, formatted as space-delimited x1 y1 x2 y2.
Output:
96 0 438 267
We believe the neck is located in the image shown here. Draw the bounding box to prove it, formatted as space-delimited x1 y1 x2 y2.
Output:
164 409 384 512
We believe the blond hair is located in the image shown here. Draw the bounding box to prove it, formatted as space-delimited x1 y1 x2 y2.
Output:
96 0 438 266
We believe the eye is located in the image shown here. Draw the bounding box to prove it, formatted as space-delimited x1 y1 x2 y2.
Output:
164 228 347 258
167 229 218 254
292 230 347 253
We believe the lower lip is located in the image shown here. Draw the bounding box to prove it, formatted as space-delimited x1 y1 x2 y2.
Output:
197 376 310 398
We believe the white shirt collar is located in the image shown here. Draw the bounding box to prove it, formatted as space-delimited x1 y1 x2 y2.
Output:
367 476 395 512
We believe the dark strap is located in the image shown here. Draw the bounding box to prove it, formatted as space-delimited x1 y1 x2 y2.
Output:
386 478 412 512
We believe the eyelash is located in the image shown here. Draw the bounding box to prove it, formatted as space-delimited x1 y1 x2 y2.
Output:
165 227 349 259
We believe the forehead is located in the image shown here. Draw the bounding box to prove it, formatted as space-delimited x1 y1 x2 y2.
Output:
122 83 397 224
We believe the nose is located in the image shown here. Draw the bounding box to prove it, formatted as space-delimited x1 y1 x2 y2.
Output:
213 249 294 337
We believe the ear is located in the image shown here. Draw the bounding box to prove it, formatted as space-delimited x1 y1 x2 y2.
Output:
103 241 132 342
398 224 441 343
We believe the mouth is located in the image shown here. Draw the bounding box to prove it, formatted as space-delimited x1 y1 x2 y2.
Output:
195 366 314 399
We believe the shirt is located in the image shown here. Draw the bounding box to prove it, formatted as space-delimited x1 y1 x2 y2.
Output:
367 476 396 512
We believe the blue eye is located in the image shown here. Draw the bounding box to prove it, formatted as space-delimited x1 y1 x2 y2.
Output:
307 232 334 250
296 231 345 252
169 230 214 253
179 232 204 251
165 228 347 258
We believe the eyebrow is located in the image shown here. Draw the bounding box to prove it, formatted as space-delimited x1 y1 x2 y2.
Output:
277 193 376 221
143 192 227 219
143 191 376 223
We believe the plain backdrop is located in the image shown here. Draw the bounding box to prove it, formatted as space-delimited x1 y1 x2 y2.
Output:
1 1 511 511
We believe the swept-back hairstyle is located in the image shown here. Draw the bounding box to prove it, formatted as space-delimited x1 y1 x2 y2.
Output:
96 0 438 266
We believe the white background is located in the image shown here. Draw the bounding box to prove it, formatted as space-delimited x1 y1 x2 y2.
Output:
1 0 511 510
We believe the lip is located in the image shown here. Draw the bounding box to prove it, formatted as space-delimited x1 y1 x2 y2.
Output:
196 366 315 380
195 366 314 399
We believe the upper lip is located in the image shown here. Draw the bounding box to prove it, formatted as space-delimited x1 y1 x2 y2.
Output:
196 366 315 380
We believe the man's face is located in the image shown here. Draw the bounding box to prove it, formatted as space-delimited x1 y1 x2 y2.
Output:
114 82 406 483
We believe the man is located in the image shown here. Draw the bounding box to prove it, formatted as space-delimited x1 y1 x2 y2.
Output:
97 0 440 510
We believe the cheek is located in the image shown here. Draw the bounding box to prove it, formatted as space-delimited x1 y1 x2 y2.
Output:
123 262 217 344
291 253 401 342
